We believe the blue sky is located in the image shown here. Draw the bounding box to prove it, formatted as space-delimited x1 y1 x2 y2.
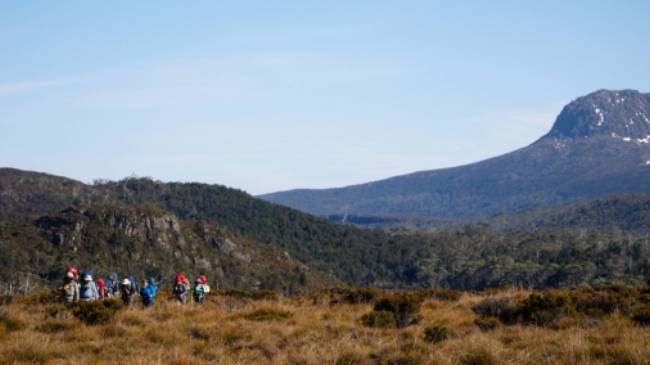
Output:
1 1 649 194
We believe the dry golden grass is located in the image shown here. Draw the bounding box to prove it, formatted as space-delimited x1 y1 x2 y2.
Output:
0 290 649 365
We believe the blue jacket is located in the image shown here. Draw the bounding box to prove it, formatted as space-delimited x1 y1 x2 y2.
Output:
140 285 156 300
80 281 99 301
147 277 159 296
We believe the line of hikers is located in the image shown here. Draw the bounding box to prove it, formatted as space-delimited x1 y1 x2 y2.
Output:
60 267 210 307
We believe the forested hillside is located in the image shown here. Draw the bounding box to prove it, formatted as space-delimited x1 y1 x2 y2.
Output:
0 203 336 294
487 194 650 233
1 168 649 291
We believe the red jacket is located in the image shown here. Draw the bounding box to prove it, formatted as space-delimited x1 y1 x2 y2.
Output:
96 278 106 298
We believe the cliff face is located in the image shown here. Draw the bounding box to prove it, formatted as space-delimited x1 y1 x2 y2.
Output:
0 204 337 294
545 89 650 140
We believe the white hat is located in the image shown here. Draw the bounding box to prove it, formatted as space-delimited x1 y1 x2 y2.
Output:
122 278 131 286
84 275 92 281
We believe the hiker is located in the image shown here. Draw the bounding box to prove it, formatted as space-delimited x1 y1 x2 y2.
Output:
193 275 210 304
128 275 139 294
121 278 134 306
96 277 107 300
66 266 79 281
106 272 120 297
148 276 159 297
173 273 190 304
60 271 79 305
79 273 99 301
140 279 156 307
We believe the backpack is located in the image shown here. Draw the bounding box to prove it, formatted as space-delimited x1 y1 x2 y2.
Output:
128 275 138 293
174 283 187 296
148 277 159 296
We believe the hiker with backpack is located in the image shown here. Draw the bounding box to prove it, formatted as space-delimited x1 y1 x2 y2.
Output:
121 278 135 306
106 272 120 297
128 275 139 295
96 277 107 300
79 273 99 301
148 276 159 297
60 271 79 305
174 273 190 304
140 279 157 307
193 275 210 304
66 266 79 281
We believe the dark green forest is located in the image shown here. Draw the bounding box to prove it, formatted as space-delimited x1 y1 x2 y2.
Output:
1 169 649 292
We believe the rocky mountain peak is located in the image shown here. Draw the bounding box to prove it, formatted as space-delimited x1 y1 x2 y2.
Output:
544 89 650 141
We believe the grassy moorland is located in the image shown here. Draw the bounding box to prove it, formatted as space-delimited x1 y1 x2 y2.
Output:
1 286 649 365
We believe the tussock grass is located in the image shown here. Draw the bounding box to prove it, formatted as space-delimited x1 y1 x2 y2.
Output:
0 289 649 364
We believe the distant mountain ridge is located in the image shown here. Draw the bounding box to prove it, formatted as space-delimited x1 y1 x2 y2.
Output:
487 193 650 233
260 89 650 218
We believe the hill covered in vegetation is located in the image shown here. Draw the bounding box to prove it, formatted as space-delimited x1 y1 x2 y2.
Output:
1 168 650 291
486 193 650 233
0 203 337 294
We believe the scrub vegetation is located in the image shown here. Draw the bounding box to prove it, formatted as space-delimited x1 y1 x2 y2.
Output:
1 286 650 365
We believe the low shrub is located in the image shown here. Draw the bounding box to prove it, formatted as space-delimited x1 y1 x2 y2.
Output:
72 299 124 325
422 324 449 343
631 305 650 326
18 290 60 305
342 288 381 304
574 286 636 317
374 294 422 328
474 317 500 331
240 308 293 322
520 291 574 326
361 310 397 329
471 297 519 325
418 289 462 302
45 304 70 319
474 288 649 328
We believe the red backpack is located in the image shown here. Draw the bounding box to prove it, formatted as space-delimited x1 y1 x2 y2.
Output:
175 274 188 285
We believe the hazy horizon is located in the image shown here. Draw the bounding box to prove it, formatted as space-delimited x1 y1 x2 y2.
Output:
2 2 649 194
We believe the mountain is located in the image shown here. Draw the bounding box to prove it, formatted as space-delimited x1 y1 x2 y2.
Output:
260 89 650 219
